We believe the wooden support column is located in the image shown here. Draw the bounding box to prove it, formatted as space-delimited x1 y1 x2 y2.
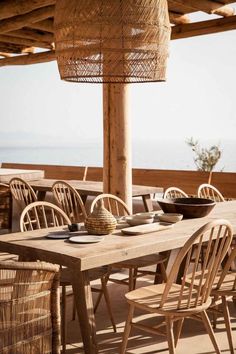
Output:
103 83 132 212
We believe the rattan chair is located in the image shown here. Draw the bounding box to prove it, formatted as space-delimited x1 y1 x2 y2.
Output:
121 219 233 354
20 201 116 353
91 194 168 292
197 183 225 202
52 180 87 223
9 177 37 209
163 187 188 199
0 260 60 354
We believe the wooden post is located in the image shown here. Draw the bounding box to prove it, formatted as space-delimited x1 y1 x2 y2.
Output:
103 83 132 212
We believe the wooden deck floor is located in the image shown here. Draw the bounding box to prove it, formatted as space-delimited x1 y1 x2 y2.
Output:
64 274 236 354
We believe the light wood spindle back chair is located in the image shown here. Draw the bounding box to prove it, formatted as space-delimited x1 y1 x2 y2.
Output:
91 193 130 216
20 201 116 353
198 183 225 202
91 194 168 293
210 247 236 354
0 261 60 354
52 180 87 223
121 219 233 354
20 201 71 231
9 177 37 209
163 187 188 199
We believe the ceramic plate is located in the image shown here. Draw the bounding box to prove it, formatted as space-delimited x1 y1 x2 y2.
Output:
46 231 70 239
69 236 105 244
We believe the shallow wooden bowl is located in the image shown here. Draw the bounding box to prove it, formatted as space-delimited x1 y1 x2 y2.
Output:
158 213 183 223
125 216 154 226
157 198 216 219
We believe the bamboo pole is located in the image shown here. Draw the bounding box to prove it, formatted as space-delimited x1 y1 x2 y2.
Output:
172 15 236 40
0 0 55 21
0 50 55 66
0 34 52 49
30 19 54 33
0 6 54 34
169 12 190 25
169 0 235 17
103 84 132 212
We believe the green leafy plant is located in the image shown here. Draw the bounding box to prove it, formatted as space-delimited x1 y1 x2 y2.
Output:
186 137 222 172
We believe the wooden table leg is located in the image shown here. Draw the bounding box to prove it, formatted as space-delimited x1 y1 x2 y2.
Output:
81 195 88 205
72 270 98 354
142 194 153 212
11 199 21 232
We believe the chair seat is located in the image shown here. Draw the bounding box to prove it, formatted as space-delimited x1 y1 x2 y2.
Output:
112 253 167 269
211 273 236 296
125 283 211 316
186 270 236 296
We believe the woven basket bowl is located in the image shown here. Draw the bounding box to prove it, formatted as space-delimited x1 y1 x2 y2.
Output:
85 200 117 235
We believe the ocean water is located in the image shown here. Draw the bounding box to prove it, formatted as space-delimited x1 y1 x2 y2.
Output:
0 140 235 172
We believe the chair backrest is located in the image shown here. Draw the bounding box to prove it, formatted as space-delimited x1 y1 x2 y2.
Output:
9 177 37 208
163 187 188 199
160 219 233 310
215 246 236 293
52 180 87 223
0 261 60 354
91 193 131 216
197 183 225 202
20 201 71 232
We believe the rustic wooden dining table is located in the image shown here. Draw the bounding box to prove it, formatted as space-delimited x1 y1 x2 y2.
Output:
0 201 235 353
29 178 163 212
0 167 44 183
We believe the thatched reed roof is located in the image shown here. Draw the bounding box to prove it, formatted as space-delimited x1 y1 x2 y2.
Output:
0 0 235 67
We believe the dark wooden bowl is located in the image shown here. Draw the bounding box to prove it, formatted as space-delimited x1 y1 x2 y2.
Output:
157 198 216 219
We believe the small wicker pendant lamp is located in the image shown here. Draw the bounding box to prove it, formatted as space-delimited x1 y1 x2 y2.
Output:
54 0 170 83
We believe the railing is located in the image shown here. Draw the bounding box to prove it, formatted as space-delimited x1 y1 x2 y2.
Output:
1 162 236 199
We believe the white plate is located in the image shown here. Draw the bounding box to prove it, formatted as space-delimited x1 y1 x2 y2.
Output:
46 231 70 239
69 236 105 244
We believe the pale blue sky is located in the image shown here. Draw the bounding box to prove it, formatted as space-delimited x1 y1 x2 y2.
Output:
0 11 236 149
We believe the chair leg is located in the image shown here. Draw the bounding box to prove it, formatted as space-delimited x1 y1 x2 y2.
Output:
200 310 221 354
133 267 138 289
174 318 184 348
120 304 135 354
72 297 76 321
128 268 135 291
94 269 111 313
166 317 176 354
212 295 219 329
222 296 234 354
61 285 67 354
100 276 117 332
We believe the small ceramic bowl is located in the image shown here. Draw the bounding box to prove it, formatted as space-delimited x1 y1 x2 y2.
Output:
126 216 154 226
158 213 183 223
132 212 155 219
134 212 156 219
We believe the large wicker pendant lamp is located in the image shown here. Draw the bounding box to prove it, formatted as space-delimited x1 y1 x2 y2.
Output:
54 0 170 83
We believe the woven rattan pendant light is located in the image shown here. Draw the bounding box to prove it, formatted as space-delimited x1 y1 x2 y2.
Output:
54 0 170 83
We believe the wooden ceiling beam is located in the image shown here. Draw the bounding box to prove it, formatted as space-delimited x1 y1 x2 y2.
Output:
171 14 236 39
0 34 52 49
7 28 54 43
0 6 54 34
0 0 55 21
169 0 235 17
169 12 190 24
0 50 55 66
29 19 54 33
